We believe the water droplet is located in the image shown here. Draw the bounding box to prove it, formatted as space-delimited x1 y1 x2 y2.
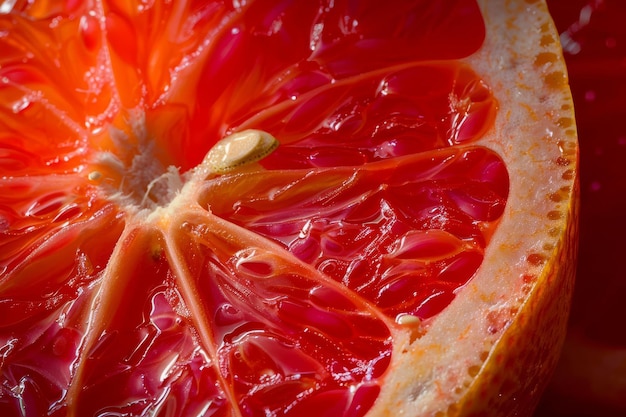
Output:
0 215 9 231
0 0 17 14
232 0 247 10
590 181 601 192
606 37 617 48
215 303 243 326
12 97 31 114
584 90 596 102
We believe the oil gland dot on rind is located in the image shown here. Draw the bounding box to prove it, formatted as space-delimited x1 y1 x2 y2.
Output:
204 129 279 174
526 253 546 266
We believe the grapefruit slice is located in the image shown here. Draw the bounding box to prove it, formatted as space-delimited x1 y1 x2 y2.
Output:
0 1 578 416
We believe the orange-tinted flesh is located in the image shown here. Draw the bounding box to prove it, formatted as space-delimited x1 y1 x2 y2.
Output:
0 1 505 416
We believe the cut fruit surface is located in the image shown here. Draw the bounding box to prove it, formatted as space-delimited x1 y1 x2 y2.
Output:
0 1 578 417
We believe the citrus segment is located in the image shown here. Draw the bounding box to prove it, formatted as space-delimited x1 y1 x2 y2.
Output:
67 225 233 417
0 0 578 417
200 146 507 320
240 62 497 169
166 206 392 416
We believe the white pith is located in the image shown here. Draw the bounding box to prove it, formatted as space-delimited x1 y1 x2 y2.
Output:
88 111 186 213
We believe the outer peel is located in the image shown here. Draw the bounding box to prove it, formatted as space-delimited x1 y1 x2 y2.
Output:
368 1 579 415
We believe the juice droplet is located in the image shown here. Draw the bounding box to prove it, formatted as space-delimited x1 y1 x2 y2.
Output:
0 0 17 14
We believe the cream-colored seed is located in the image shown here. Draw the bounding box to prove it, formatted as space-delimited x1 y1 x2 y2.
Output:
397 314 425 342
205 129 279 174
88 171 102 181
397 314 422 326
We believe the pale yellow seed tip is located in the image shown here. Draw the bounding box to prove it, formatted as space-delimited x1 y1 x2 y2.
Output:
397 314 422 326
205 129 279 173
397 314 425 342
88 171 102 181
